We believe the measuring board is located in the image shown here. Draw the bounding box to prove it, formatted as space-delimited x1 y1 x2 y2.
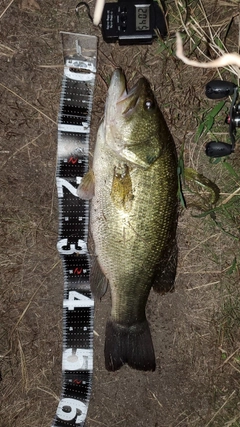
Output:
52 32 97 427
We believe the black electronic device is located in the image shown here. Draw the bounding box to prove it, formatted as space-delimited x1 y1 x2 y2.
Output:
205 80 239 158
101 0 167 45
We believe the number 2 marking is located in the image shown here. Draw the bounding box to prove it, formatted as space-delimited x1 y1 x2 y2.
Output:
56 177 82 198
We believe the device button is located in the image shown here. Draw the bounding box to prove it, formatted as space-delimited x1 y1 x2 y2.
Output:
121 6 127 13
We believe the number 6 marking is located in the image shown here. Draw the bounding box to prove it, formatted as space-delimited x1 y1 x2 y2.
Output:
56 397 87 423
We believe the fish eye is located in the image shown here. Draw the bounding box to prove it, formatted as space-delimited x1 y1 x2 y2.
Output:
145 99 154 110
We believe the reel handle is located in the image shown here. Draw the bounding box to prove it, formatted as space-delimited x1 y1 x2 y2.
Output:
205 141 234 157
205 80 237 100
205 81 238 157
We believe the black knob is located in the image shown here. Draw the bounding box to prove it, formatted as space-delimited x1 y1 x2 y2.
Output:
205 141 234 157
205 80 237 100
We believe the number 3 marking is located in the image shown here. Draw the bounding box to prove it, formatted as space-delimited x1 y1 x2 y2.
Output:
57 238 87 255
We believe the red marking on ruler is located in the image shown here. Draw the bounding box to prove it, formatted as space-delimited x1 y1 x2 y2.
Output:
68 157 78 164
74 267 83 275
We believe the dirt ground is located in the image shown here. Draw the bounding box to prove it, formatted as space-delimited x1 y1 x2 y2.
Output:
1 1 240 426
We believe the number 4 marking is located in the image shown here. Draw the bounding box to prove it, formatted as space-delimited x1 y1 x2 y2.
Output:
64 291 94 310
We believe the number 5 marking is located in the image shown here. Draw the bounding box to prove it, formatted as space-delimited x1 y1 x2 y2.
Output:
63 348 93 370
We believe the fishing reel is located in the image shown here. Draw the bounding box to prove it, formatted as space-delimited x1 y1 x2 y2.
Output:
205 80 240 157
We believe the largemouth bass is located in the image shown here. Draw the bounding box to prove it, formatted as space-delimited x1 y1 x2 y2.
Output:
78 69 178 371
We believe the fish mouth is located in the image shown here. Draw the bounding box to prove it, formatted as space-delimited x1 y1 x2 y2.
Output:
105 69 143 119
116 79 144 117
117 82 140 117
105 69 127 110
104 69 126 128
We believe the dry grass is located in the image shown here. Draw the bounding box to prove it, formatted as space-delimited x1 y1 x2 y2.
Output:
1 0 240 426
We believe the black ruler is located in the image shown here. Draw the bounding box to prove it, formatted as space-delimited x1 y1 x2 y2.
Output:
52 32 97 427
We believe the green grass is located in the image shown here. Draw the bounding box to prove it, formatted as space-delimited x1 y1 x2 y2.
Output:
158 4 240 424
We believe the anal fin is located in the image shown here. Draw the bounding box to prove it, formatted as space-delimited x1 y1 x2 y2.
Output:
90 257 109 299
152 241 178 294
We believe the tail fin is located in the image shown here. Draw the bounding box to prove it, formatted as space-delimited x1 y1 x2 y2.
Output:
104 319 156 371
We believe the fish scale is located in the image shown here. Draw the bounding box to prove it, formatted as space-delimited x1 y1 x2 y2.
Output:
99 157 177 321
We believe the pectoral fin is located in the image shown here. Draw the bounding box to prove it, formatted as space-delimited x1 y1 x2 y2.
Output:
77 169 95 200
111 164 133 211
